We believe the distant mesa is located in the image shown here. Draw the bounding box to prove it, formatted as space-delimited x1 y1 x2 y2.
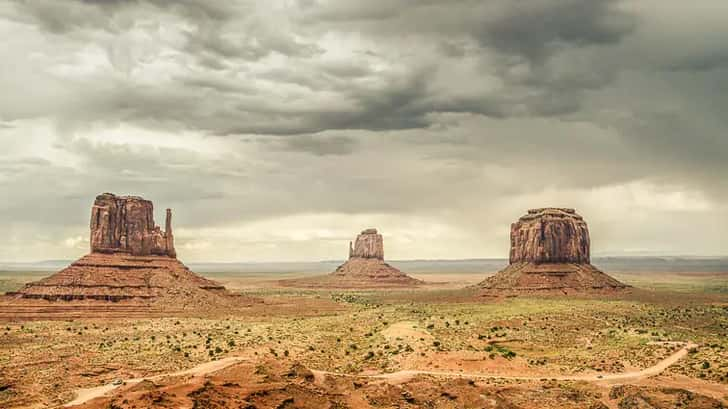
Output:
348 228 384 260
5 193 250 311
280 228 423 288
478 208 628 293
333 228 421 285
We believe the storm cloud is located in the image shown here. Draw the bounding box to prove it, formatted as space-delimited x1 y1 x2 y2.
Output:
0 0 726 262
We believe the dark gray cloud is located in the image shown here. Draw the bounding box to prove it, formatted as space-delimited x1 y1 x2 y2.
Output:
11 0 234 34
474 0 637 61
666 52 728 72
0 0 727 261
2 0 641 135
273 135 359 156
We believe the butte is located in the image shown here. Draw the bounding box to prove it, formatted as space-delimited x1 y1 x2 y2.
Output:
280 228 422 288
478 208 628 293
3 193 253 316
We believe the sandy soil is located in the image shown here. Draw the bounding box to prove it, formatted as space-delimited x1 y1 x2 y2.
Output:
380 321 433 343
65 356 246 406
66 340 698 406
312 341 698 384
2 270 727 409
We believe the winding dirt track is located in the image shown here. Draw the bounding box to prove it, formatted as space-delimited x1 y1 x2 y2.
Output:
62 356 245 407
63 342 696 407
317 341 697 384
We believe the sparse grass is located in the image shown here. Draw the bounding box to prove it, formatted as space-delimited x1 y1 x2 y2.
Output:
1 270 728 407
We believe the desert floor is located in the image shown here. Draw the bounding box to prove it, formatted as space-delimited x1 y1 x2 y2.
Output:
0 270 727 408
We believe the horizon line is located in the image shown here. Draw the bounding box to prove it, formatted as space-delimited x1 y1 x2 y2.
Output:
3 254 728 265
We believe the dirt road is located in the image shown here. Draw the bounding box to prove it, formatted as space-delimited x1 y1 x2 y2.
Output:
63 356 245 407
64 342 696 407
314 341 698 384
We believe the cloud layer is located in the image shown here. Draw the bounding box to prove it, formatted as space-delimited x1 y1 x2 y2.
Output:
0 0 726 262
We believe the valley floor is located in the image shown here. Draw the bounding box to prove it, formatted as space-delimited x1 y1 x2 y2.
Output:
0 271 727 408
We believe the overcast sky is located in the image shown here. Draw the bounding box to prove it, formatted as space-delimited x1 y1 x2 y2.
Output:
0 0 727 262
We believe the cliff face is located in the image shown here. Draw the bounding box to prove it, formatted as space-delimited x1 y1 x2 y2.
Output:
332 228 420 285
509 208 590 264
90 193 176 257
478 207 627 292
7 193 236 305
350 228 384 260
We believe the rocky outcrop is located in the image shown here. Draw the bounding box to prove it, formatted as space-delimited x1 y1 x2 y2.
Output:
509 208 590 264
280 228 422 288
350 228 384 260
609 385 724 409
8 193 238 307
90 193 175 257
479 208 627 292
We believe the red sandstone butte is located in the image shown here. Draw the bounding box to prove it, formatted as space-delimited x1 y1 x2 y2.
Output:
280 228 422 288
479 208 627 292
90 193 176 257
7 193 236 307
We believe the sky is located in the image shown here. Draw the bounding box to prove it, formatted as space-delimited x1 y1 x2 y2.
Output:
0 0 727 262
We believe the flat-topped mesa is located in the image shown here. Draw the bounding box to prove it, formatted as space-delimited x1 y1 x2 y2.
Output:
478 207 627 292
90 193 176 257
510 207 590 265
350 228 384 260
